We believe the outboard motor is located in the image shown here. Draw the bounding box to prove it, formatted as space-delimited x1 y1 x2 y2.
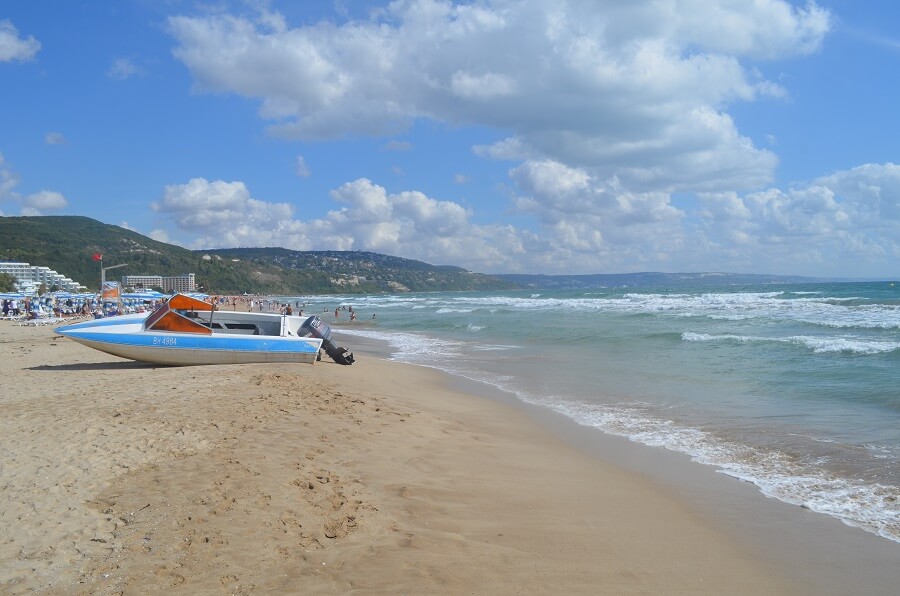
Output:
299 316 355 365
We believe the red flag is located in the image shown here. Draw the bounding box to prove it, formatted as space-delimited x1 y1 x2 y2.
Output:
92 253 102 261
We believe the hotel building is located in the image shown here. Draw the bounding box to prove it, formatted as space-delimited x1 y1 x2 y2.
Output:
121 273 196 293
0 261 86 294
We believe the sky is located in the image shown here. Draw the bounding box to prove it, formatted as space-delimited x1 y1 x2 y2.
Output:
0 0 898 278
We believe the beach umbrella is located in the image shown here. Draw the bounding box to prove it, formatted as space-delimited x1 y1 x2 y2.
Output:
122 291 166 299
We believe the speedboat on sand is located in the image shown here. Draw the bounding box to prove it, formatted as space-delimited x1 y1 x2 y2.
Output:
55 293 355 366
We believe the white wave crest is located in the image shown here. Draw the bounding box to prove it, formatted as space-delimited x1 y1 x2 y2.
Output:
682 332 900 355
544 400 900 543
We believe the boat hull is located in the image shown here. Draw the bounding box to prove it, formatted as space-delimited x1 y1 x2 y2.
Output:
56 319 323 366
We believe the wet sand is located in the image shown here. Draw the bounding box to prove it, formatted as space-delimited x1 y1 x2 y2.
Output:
0 320 895 594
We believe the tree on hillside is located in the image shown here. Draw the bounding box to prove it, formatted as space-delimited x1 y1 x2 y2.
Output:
0 272 15 292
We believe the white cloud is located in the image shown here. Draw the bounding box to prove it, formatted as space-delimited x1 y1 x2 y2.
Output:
152 178 294 236
382 140 412 151
149 171 679 273
0 152 71 217
22 190 68 215
815 162 900 222
296 155 310 177
0 152 21 202
450 71 516 99
107 57 139 80
149 228 172 244
694 163 900 275
511 160 682 228
0 20 40 62
631 0 831 59
847 28 900 52
474 136 529 161
508 159 687 269
151 162 900 276
317 178 529 269
45 132 66 145
150 2 900 276
167 0 827 193
153 176 519 270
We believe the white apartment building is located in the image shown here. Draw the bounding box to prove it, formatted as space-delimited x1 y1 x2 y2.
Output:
121 273 196 293
0 261 86 294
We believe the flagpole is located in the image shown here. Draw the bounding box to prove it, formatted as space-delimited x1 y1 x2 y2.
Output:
95 253 103 314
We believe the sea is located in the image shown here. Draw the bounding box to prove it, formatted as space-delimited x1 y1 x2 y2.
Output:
291 280 900 544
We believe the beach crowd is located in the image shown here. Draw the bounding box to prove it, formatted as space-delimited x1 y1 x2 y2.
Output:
1 293 373 325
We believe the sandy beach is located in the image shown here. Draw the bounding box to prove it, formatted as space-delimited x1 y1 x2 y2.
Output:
0 320 896 594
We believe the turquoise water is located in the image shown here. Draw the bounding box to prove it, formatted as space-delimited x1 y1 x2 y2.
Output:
294 281 900 542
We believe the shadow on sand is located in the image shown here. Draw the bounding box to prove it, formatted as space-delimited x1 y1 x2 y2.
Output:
28 361 160 372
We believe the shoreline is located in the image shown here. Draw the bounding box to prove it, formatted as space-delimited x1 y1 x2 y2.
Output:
441 368 900 594
0 322 896 593
342 332 900 594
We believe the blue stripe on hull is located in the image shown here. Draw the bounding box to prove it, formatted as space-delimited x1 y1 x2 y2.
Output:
61 330 319 353
56 329 322 365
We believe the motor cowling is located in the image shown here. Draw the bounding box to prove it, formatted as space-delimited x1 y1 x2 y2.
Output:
300 315 332 341
299 316 355 365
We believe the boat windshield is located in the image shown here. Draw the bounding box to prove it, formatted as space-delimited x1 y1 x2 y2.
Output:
143 294 214 335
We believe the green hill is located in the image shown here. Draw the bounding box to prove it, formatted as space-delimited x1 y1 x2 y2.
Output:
1 216 199 291
206 247 517 293
0 216 517 294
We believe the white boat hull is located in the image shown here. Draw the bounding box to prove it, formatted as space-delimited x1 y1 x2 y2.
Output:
56 311 323 366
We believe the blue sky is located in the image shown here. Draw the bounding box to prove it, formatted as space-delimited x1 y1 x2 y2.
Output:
1 1 898 277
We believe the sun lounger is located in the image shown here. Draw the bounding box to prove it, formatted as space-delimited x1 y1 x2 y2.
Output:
18 316 65 326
